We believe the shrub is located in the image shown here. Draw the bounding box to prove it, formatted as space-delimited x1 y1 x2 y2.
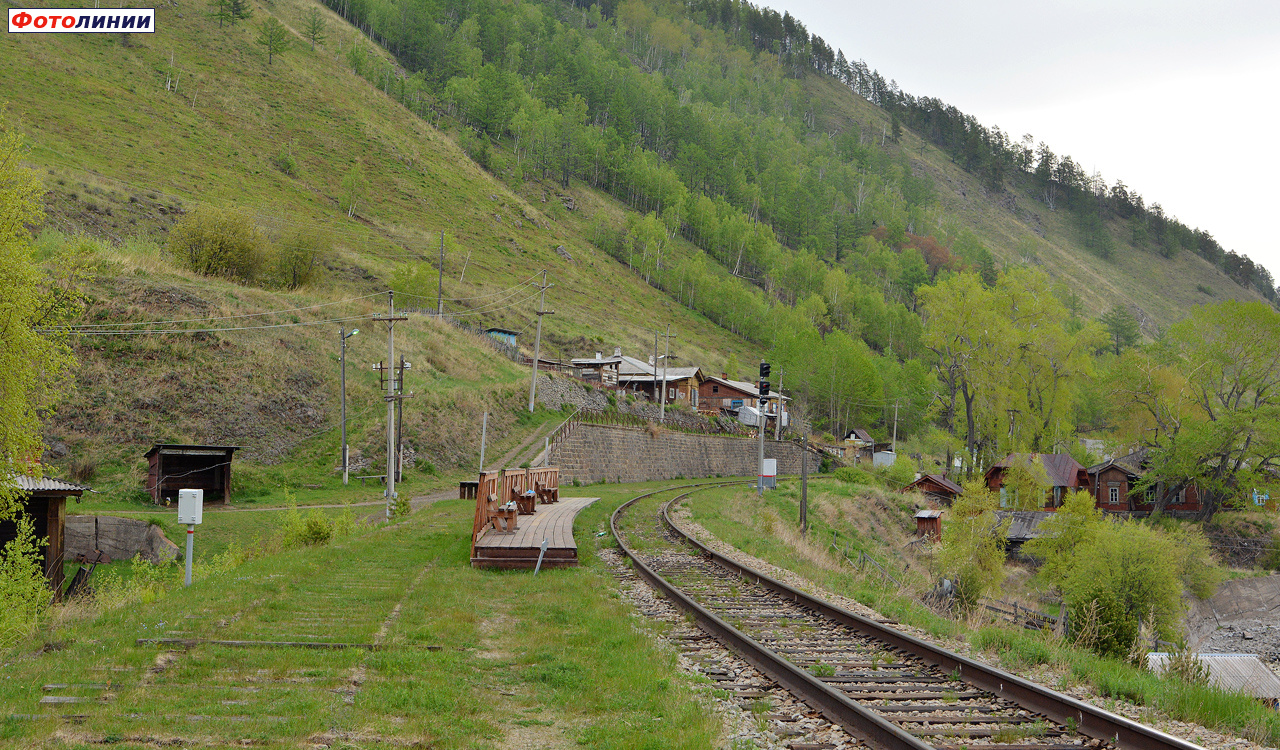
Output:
167 206 269 282
833 466 876 485
0 515 53 648
270 228 325 289
280 503 334 548
938 482 1008 611
272 144 297 176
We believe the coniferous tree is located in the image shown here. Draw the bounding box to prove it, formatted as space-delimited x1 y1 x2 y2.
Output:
256 17 288 64
1100 304 1141 355
227 0 252 25
301 7 326 51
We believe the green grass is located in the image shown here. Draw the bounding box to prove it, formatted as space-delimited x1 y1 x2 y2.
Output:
5 484 723 748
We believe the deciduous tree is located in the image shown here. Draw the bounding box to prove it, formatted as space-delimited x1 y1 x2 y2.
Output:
257 17 289 65
301 7 326 51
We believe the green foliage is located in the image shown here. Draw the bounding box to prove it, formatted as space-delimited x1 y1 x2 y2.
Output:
1031 511 1222 658
300 7 326 51
0 514 51 648
272 142 297 176
1101 304 1142 355
280 502 334 548
938 481 1007 611
833 466 877 486
339 163 367 217
256 17 290 65
0 110 78 518
271 227 325 289
166 206 269 282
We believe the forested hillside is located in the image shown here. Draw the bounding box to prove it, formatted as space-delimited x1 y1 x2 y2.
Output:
7 0 1278 505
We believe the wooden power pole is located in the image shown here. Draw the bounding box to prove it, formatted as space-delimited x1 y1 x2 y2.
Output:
526 271 553 413
375 291 408 519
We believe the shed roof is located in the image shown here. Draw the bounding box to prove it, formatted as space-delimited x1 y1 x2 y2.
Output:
904 474 964 496
10 475 91 493
484 327 520 336
844 428 874 443
1147 652 1280 701
144 444 243 458
987 453 1087 488
993 510 1056 543
914 509 942 519
570 356 623 366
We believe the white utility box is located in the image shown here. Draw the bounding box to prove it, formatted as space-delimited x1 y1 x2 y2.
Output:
178 488 204 525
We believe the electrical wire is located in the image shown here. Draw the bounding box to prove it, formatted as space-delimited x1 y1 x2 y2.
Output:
51 292 389 330
50 313 378 336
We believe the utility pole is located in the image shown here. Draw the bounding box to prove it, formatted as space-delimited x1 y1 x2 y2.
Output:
801 432 809 534
526 271 553 413
660 325 673 422
892 398 900 454
375 291 408 519
395 354 406 482
340 326 358 485
653 331 659 406
436 231 445 316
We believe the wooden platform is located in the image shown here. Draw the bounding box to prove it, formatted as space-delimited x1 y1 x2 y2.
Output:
471 496 599 569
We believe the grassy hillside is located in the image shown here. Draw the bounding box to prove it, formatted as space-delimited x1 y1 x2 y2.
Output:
3 0 767 494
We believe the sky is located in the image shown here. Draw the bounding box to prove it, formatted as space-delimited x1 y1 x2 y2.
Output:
763 0 1280 281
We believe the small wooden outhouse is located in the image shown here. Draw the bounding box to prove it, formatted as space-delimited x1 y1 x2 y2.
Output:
2 475 89 600
914 509 942 541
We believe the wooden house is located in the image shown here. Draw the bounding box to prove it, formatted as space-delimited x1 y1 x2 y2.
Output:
145 444 240 505
985 453 1089 509
697 374 788 428
2 475 89 599
902 474 964 505
570 351 622 386
1087 450 1202 514
618 355 704 407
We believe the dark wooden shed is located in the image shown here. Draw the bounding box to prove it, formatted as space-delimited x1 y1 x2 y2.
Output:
914 509 942 542
902 474 964 505
145 444 240 505
2 475 89 600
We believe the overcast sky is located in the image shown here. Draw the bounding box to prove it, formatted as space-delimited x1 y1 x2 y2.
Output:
764 0 1280 281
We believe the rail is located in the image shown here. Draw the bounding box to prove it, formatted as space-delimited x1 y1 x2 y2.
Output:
609 481 1208 750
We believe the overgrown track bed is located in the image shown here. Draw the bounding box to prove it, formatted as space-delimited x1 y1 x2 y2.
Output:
611 485 1207 750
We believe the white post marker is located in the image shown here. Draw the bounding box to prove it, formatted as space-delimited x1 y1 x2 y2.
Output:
178 488 203 587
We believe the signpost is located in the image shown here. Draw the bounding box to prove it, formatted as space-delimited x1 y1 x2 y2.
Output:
757 362 770 496
178 488 203 587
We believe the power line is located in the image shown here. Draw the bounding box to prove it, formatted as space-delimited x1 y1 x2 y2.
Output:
47 313 378 336
50 292 388 330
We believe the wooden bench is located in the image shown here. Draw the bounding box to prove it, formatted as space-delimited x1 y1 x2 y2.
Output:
485 493 519 534
533 480 559 504
512 486 537 515
356 475 387 486
459 480 479 499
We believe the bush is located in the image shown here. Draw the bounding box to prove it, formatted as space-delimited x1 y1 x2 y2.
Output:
167 206 269 282
280 503 334 548
833 466 877 485
0 515 52 648
270 228 325 289
938 482 1008 611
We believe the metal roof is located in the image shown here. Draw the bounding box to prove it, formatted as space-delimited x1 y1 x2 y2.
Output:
10 475 91 493
993 511 1056 543
144 444 242 458
914 509 942 519
1147 652 1280 701
905 474 964 496
702 375 787 400
987 453 1088 488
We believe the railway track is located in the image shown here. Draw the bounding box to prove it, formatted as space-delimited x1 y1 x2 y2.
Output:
611 483 1205 750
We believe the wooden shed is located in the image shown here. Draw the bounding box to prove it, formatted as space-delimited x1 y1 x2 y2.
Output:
144 444 240 505
902 474 964 505
3 475 89 600
914 509 942 541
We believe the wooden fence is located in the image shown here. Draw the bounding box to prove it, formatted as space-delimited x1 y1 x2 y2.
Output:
980 598 1066 634
470 469 505 560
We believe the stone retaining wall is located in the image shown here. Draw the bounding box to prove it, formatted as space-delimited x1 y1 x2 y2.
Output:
550 423 819 483
65 515 180 564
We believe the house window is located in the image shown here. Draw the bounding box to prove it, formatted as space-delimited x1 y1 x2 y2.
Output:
1109 487 1120 504
999 487 1009 508
712 385 719 393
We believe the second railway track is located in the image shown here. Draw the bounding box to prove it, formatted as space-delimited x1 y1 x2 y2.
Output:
610 483 1205 750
